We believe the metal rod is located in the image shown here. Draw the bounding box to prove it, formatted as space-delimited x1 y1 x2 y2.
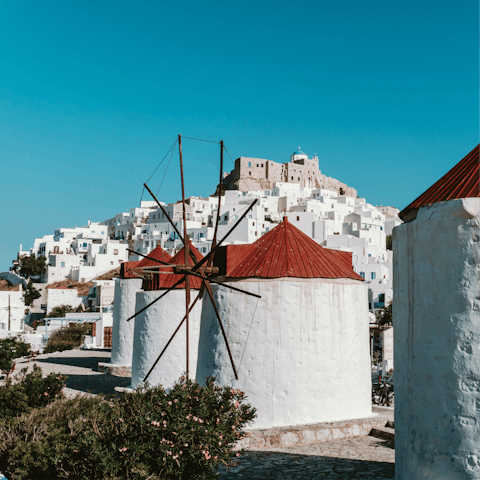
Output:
125 275 187 322
192 198 258 274
143 286 204 383
204 281 238 380
187 269 261 298
144 183 185 245
210 140 224 261
127 248 175 267
178 133 190 379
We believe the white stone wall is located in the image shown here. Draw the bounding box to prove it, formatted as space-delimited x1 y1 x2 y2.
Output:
46 288 82 314
0 291 26 332
110 277 143 366
394 198 480 479
196 277 372 429
131 289 203 389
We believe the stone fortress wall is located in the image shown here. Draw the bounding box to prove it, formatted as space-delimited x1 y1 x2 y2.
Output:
222 150 357 198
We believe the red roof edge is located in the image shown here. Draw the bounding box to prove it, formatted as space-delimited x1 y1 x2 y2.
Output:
400 145 480 223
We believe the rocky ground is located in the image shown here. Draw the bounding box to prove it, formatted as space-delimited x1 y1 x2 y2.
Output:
4 349 395 479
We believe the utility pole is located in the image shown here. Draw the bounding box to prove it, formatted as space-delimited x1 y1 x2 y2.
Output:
7 294 11 331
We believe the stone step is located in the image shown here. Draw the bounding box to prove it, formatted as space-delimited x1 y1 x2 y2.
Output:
369 426 395 442
236 413 393 450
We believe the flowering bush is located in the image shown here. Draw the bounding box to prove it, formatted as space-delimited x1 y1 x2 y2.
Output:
0 376 256 479
0 337 31 372
0 365 66 419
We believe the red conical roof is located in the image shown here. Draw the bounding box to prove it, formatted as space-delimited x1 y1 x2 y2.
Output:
136 245 173 268
145 240 204 291
226 218 365 281
121 260 142 279
400 144 479 222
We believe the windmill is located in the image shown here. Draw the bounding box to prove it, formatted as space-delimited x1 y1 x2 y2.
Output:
126 134 260 383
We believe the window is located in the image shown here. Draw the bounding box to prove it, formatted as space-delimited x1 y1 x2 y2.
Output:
256 163 259 167
369 238 372 243
291 176 293 180
252 222 255 226
61 262 65 267
248 215 252 219
379 293 385 302
298 177 300 181
83 243 87 247
371 272 376 280
110 261 114 265
224 215 228 220
261 164 263 167
296 216 300 221
360 272 365 279
113 249 118 255
248 162 251 167
249 172 252 176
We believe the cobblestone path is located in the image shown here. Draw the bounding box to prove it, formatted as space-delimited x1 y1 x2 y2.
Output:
219 436 395 479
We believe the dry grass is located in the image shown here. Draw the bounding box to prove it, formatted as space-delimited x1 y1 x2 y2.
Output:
92 268 120 281
45 280 93 296
0 279 20 291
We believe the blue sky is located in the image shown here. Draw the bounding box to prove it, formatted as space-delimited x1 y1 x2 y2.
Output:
0 0 478 270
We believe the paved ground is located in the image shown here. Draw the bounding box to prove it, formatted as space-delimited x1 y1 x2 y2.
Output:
219 437 394 479
6 350 395 479
7 349 131 396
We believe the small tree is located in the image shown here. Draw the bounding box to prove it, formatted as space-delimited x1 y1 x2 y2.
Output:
44 323 90 354
0 337 31 372
17 254 47 278
45 305 76 318
378 302 392 326
23 281 41 307
386 234 393 251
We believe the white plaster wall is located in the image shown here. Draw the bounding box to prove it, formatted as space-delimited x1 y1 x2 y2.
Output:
131 289 203 389
393 198 480 479
111 277 143 366
0 291 26 332
196 277 372 429
46 289 82 314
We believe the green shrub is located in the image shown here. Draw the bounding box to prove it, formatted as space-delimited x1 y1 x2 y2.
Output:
43 323 89 354
0 395 103 480
0 337 31 372
0 365 66 419
0 376 256 479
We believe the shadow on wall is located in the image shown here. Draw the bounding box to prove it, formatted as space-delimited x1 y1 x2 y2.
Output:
217 449 395 479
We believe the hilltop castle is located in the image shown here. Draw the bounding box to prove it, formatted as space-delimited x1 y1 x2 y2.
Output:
222 148 357 197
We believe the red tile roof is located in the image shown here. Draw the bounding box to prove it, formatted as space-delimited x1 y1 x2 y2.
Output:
400 144 479 222
136 245 173 268
224 218 364 281
145 240 205 291
121 261 142 279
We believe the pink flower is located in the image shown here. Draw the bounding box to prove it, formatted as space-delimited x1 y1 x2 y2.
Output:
236 452 240 457
214 456 218 459
168 401 172 405
44 392 48 396
219 442 222 446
